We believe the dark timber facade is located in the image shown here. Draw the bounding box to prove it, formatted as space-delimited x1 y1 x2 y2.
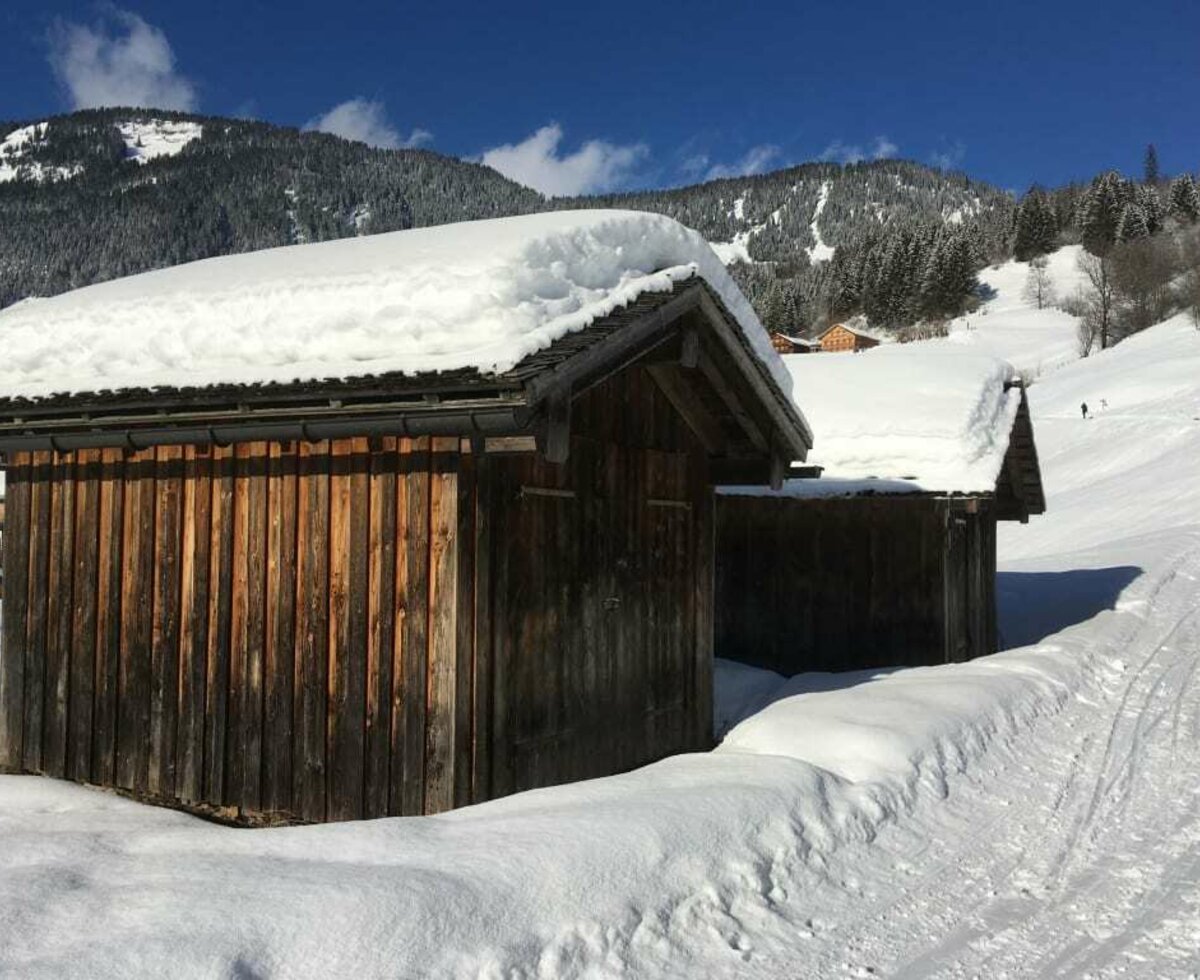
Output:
0 279 811 823
715 384 1045 675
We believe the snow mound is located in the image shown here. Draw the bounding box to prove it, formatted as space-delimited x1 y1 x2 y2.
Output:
116 120 203 163
751 345 1020 493
0 210 790 402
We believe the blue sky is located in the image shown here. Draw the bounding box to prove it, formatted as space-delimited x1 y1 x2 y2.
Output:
3 0 1198 195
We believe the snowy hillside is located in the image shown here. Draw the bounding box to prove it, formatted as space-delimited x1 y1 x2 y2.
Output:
938 245 1090 374
0 117 201 182
2 246 1200 975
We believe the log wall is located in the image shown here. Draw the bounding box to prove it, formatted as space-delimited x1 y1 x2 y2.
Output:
715 495 996 675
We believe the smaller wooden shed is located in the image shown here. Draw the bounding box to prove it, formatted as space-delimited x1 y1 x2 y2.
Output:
818 323 881 353
0 211 812 823
770 332 819 355
716 346 1045 675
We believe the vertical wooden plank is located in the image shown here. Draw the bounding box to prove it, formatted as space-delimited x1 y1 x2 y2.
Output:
263 440 298 815
43 451 76 778
487 457 513 800
22 451 52 772
177 445 212 803
294 440 329 822
149 445 183 799
365 437 396 819
453 444 476 808
68 450 101 781
327 437 368 822
117 449 155 791
238 442 269 813
470 453 492 804
400 437 430 815
0 455 32 769
204 445 235 805
92 449 124 785
225 443 249 807
387 439 410 816
424 436 459 814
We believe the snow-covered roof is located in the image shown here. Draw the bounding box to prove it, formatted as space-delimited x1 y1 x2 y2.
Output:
818 322 886 343
723 345 1021 497
0 210 791 404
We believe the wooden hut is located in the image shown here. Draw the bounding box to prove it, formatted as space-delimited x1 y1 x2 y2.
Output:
716 344 1044 676
769 332 819 355
818 323 880 353
0 214 811 824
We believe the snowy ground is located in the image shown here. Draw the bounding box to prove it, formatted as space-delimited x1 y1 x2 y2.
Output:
2 249 1200 977
939 246 1090 376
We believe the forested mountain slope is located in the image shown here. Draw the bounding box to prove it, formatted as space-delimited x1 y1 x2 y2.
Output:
0 108 1013 329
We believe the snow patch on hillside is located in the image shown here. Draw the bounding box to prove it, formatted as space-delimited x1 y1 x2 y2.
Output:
806 180 835 263
0 123 79 184
117 120 203 163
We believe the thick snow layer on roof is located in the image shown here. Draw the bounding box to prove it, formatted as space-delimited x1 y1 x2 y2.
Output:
774 345 1020 493
0 210 789 403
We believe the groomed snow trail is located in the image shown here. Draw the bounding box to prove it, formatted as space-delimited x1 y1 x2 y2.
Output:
755 537 1200 978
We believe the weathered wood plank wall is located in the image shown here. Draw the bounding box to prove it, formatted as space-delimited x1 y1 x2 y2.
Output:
715 495 998 676
0 437 479 821
1 363 718 821
485 367 713 798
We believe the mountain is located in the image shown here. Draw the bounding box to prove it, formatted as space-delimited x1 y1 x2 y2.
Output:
0 108 1014 330
0 108 543 307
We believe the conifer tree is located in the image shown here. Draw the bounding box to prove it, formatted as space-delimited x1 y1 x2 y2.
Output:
1144 144 1160 185
1116 204 1150 243
1167 175 1200 223
1137 184 1164 234
1079 172 1126 256
1013 187 1057 260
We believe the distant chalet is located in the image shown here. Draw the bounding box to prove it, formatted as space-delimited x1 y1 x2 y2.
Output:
769 332 819 355
818 323 881 353
0 211 811 824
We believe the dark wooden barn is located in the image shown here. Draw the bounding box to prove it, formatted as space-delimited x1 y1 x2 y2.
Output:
716 382 1045 675
0 278 811 823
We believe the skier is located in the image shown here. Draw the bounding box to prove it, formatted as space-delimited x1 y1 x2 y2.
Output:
1081 402 1089 419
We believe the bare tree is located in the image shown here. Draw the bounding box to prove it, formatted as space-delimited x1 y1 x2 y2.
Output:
1077 251 1116 349
1022 255 1055 309
1110 236 1177 335
1076 315 1098 357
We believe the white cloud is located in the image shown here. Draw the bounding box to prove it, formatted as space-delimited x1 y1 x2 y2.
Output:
479 123 647 197
819 135 899 165
705 144 781 180
871 135 898 160
931 140 966 170
304 98 431 149
48 9 197 111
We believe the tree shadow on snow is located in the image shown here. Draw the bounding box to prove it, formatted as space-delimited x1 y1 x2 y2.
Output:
996 565 1143 650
